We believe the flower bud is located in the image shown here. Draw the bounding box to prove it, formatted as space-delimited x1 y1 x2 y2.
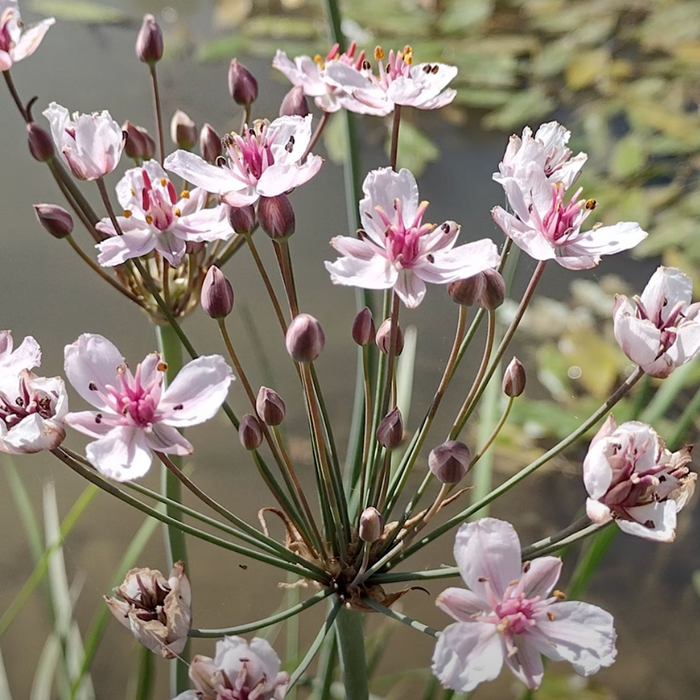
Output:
199 123 222 163
27 122 54 162
136 14 163 65
502 357 526 397
201 265 234 319
279 85 310 117
376 407 404 449
228 204 257 235
122 121 155 161
34 203 73 239
105 562 191 659
256 386 286 426
352 307 375 346
286 313 325 363
359 507 383 543
228 59 258 106
239 413 263 450
448 269 505 310
185 240 205 255
258 194 295 240
376 318 404 355
429 440 471 484
170 109 197 150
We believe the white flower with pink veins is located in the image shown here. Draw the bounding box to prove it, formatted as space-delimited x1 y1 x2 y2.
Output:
0 331 68 454
613 266 700 378
164 116 323 208
43 102 124 181
0 0 54 71
64 334 233 481
432 518 617 693
583 417 696 542
95 160 234 267
322 45 457 115
325 167 499 308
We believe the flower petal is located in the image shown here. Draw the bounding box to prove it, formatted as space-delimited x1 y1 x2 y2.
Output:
436 587 488 622
86 425 154 481
504 638 544 690
520 557 562 599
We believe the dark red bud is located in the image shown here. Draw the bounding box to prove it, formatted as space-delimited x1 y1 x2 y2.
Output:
428 440 471 484
27 122 54 162
448 269 505 310
503 357 526 397
199 123 222 163
171 110 197 150
376 408 404 449
376 318 404 355
258 194 295 240
227 204 257 235
136 14 163 65
228 59 258 106
256 387 286 426
279 85 310 117
201 265 234 319
239 413 263 450
123 121 155 161
352 307 375 346
34 203 73 238
286 313 325 363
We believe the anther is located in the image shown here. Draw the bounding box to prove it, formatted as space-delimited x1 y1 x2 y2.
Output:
88 382 98 391
585 198 597 210
374 46 385 61
157 361 168 372
124 210 132 218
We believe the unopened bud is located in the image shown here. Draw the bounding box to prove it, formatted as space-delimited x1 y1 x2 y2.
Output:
502 357 526 397
170 110 198 150
429 440 471 484
256 387 286 426
376 318 404 355
123 121 155 161
359 507 383 543
227 204 256 234
352 307 375 346
201 265 234 319
135 14 163 65
258 194 295 240
286 313 325 363
376 407 404 449
34 203 73 238
238 413 263 450
199 123 222 163
228 59 258 106
27 122 54 162
279 85 310 117
448 269 505 310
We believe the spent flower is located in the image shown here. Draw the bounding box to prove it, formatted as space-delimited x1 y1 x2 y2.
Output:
0 0 54 71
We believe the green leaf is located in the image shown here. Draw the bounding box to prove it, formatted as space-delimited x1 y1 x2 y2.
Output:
611 133 647 180
483 87 555 130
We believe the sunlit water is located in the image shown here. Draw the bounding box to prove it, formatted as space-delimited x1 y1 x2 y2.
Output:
0 5 697 700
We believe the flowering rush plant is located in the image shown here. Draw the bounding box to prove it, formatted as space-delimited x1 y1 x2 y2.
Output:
1 3 698 699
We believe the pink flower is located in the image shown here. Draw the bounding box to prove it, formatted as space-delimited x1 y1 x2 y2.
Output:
432 518 616 693
583 418 696 542
272 43 366 113
43 102 124 180
323 45 457 114
0 331 67 454
325 167 499 308
613 266 700 377
95 160 233 267
493 121 587 200
0 0 54 71
173 636 289 700
491 166 647 269
64 334 233 481
164 116 323 208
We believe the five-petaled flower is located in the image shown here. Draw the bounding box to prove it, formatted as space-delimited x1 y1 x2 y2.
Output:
613 266 700 378
432 518 617 693
0 0 54 71
95 159 234 267
63 334 233 481
164 116 323 208
323 45 457 114
43 102 125 180
105 561 191 659
0 331 67 454
325 167 499 308
173 635 289 700
583 417 696 541
273 43 366 113
491 121 647 269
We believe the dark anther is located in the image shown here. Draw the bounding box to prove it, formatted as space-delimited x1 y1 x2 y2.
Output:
173 403 183 411
215 155 227 168
88 381 98 391
95 413 103 424
285 135 295 153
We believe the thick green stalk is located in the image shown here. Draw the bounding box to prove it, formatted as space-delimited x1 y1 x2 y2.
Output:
335 607 369 700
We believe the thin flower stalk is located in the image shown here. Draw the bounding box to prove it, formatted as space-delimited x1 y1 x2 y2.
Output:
389 104 402 170
468 395 515 469
520 515 593 558
362 598 439 637
95 177 122 237
149 65 165 164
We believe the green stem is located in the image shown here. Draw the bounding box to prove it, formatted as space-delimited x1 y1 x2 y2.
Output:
335 606 369 700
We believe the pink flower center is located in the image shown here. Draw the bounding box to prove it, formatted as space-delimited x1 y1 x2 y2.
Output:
138 168 179 231
494 591 539 636
531 183 593 246
0 10 15 53
325 41 365 70
222 121 280 188
373 198 435 269
633 295 686 355
0 371 58 428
